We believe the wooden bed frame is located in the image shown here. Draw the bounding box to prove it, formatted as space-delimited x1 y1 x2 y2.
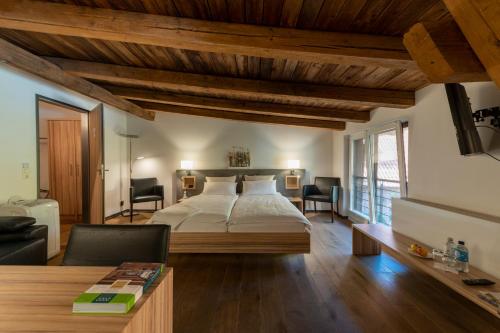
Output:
169 231 310 254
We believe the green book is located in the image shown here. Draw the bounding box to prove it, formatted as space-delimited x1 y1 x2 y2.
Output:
72 262 163 315
73 292 136 314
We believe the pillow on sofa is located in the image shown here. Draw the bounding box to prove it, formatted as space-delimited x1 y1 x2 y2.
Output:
0 225 45 242
0 216 36 232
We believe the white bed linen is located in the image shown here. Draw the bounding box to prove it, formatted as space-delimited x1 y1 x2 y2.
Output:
149 194 238 232
228 194 311 233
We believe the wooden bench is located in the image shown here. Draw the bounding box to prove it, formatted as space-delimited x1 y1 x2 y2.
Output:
352 223 500 318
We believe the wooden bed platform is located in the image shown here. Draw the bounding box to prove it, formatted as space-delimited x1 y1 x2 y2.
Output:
169 231 310 254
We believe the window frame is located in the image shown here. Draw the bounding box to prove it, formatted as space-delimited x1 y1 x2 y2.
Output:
348 119 408 224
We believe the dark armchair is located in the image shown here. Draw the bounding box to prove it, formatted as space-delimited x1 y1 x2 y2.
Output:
302 177 340 223
62 224 171 266
130 178 164 223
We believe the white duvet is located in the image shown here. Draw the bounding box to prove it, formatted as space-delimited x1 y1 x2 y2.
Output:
150 194 238 232
228 194 311 233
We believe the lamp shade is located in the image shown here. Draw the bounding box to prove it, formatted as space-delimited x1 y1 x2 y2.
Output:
181 160 194 170
287 159 300 169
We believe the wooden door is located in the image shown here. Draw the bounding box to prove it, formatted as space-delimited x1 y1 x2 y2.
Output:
48 120 80 219
88 104 104 224
73 120 83 220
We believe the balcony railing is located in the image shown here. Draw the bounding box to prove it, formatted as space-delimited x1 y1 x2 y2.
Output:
352 176 401 225
352 176 369 217
374 178 400 225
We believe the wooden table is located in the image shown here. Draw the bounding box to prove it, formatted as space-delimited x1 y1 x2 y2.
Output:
0 266 173 333
287 196 304 213
353 224 500 318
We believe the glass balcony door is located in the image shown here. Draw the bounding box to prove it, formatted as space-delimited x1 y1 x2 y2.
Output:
349 121 408 225
371 127 403 225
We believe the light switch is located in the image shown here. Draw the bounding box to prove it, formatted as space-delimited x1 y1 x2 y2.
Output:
22 163 30 179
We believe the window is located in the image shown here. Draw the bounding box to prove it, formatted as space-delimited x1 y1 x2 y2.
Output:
350 135 369 218
349 121 408 225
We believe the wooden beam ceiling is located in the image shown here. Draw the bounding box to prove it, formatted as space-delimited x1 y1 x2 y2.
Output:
135 101 346 130
104 85 370 123
0 0 417 70
442 0 500 87
46 58 415 109
0 38 154 120
403 22 489 83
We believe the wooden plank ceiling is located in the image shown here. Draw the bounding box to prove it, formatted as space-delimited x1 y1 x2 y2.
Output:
0 0 456 129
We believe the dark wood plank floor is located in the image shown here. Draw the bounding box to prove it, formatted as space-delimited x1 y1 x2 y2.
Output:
169 213 500 333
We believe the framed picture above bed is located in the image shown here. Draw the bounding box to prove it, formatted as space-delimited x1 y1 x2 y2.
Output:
228 146 250 168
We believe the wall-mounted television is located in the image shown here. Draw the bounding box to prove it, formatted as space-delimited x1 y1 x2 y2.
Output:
445 83 484 156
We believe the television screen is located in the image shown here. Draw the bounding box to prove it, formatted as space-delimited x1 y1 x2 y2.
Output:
444 83 484 156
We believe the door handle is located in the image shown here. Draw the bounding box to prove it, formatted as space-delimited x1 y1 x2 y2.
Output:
99 164 110 180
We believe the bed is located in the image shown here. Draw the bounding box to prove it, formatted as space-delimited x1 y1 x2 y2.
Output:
151 169 311 253
228 194 311 233
149 194 237 232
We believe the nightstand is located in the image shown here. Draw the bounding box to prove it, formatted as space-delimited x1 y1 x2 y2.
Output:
287 196 303 213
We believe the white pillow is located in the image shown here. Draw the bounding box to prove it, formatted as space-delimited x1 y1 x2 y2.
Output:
206 176 236 182
242 180 277 195
244 175 275 181
202 182 237 195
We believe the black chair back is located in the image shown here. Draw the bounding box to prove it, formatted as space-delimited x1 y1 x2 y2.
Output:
315 177 341 195
131 178 158 197
62 224 170 266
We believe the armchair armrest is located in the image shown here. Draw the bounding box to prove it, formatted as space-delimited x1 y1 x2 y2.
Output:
154 185 164 198
303 184 321 197
329 185 340 203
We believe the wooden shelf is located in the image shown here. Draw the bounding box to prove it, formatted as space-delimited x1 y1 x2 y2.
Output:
353 224 500 318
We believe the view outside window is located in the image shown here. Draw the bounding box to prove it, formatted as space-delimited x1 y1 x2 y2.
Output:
351 138 369 218
373 129 401 225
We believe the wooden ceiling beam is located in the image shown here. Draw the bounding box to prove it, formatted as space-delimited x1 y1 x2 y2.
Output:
103 85 370 123
135 101 346 130
403 22 489 83
46 58 415 109
0 0 417 70
442 0 500 87
0 38 154 120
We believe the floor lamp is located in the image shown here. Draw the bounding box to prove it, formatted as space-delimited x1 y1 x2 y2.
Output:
118 133 140 218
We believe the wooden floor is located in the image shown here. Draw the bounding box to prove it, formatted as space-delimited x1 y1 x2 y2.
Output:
169 213 500 333
50 213 500 332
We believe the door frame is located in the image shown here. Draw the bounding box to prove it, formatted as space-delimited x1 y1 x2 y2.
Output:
35 95 92 223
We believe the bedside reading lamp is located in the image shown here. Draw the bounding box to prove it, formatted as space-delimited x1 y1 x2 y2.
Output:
181 160 193 176
287 160 300 175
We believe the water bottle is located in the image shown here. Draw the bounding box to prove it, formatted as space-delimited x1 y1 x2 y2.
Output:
445 237 455 257
454 241 469 273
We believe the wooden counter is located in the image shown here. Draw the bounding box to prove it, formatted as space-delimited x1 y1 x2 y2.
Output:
353 224 500 318
0 266 173 333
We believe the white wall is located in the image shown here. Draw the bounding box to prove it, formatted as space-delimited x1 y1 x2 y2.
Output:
333 82 500 218
127 112 335 208
0 64 129 218
104 109 129 217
